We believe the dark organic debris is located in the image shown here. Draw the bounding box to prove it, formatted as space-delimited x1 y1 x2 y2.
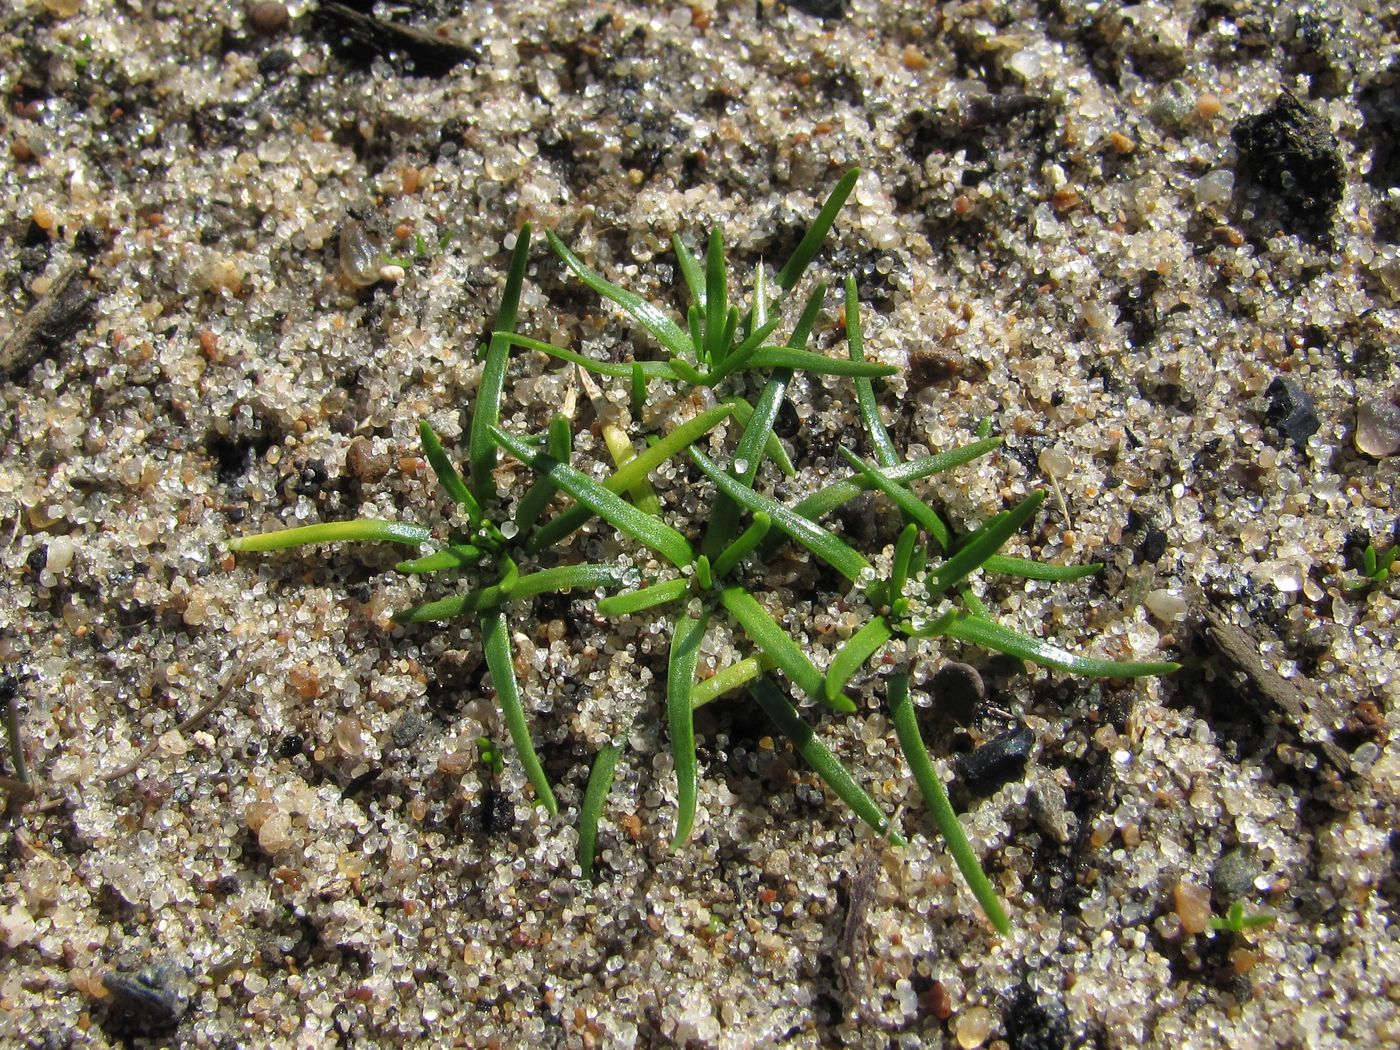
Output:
1232 91 1344 236
1137 524 1169 564
960 92 1047 132
1193 598 1351 774
0 266 97 380
1262 375 1321 449
101 960 191 1038
1003 986 1071 1050
956 725 1035 795
314 2 476 77
784 0 848 20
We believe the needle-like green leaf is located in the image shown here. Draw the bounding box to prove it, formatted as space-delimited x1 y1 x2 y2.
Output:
482 609 557 815
500 334 681 380
927 491 1044 597
703 228 727 366
529 403 734 553
712 512 771 579
981 555 1103 581
420 420 483 523
837 446 952 553
470 224 532 500
891 522 919 602
597 577 690 617
750 676 904 846
578 743 622 881
774 168 859 293
692 447 871 584
547 230 694 358
704 279 826 554
724 399 796 477
395 563 623 623
721 586 855 713
673 234 705 307
514 414 573 537
228 519 430 551
941 612 1181 677
792 438 1002 524
691 654 769 708
845 276 900 469
668 609 710 847
824 617 893 705
744 347 896 377
603 424 662 516
395 544 483 574
494 427 694 569
887 672 1009 934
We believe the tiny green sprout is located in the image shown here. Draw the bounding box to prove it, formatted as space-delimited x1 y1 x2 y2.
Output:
1345 541 1397 592
1209 900 1276 934
475 736 505 778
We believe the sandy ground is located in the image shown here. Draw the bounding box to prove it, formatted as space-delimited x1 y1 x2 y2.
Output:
1 1 1398 1047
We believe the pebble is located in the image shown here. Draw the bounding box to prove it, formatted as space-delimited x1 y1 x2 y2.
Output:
1028 773 1073 845
1262 375 1320 449
1173 880 1213 936
346 437 392 482
955 1005 995 1048
102 960 191 1037
339 217 387 287
930 660 986 726
247 1 289 35
1354 393 1400 458
1212 845 1261 908
45 534 76 574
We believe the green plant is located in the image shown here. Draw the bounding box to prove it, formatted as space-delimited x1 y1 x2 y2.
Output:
1209 900 1276 934
229 171 1179 934
1344 540 1397 592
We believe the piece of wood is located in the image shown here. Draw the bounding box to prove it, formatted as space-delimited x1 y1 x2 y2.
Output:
1197 598 1352 774
0 266 97 379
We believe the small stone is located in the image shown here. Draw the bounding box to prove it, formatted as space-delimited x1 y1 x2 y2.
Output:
247 1 289 35
256 809 294 855
1144 589 1189 621
0 903 38 948
786 0 847 19
1212 845 1260 908
1263 375 1320 449
955 1005 995 1048
45 535 76 574
1194 169 1234 206
1138 525 1168 563
1355 393 1400 458
391 711 429 750
334 716 367 757
1006 50 1042 81
101 960 191 1037
956 726 1035 796
1028 774 1072 845
1174 880 1213 936
1108 131 1136 154
346 437 391 483
930 660 985 725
